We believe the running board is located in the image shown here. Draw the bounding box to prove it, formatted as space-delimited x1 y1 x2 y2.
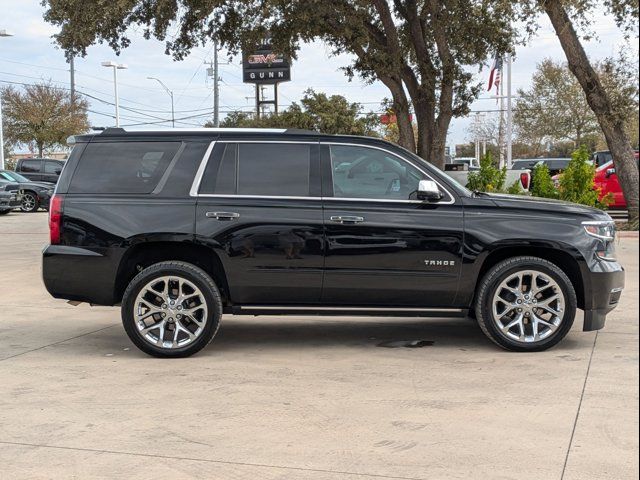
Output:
229 305 468 318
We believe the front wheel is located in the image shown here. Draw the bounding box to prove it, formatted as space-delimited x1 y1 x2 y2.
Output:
121 261 223 358
475 256 577 352
21 192 40 212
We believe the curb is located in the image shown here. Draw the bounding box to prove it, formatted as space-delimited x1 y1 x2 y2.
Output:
617 231 639 238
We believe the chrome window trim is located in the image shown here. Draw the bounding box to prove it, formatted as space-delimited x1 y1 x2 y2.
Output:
191 139 457 205
198 194 321 200
189 141 216 197
325 142 456 205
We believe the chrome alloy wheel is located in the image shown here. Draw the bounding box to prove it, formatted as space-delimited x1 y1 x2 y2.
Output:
134 276 208 349
491 270 565 343
21 193 37 212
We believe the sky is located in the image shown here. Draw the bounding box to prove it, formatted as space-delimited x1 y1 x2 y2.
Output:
0 1 635 154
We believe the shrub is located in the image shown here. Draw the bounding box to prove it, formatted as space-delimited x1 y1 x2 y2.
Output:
559 146 611 209
506 180 523 195
467 152 507 193
531 163 560 199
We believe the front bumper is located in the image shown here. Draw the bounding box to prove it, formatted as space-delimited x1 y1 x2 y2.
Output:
582 261 625 331
0 192 22 210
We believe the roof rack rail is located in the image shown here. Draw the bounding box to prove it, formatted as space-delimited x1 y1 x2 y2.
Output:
284 128 319 135
100 127 127 135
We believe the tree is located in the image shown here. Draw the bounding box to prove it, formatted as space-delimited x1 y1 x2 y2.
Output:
43 1 517 168
517 0 639 223
514 59 600 151
1 83 89 157
214 89 379 135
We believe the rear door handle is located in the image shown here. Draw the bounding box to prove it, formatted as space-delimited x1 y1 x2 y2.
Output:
330 215 365 224
206 211 240 221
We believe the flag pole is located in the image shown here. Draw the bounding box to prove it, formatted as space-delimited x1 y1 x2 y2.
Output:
506 55 513 169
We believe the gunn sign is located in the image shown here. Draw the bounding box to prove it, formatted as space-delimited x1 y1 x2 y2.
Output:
242 44 291 85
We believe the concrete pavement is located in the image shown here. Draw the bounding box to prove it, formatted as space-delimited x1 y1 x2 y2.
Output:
0 212 637 480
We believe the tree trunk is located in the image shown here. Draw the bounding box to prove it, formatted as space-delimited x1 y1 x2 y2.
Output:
414 100 434 165
543 0 639 223
393 99 415 153
38 143 44 158
380 75 416 152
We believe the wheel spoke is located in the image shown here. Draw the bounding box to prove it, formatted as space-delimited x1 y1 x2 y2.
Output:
141 320 163 335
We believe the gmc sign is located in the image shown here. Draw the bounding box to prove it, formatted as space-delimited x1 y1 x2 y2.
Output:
242 44 291 85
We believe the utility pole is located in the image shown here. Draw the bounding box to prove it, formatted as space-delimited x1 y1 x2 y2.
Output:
69 56 76 101
213 40 219 127
206 42 223 127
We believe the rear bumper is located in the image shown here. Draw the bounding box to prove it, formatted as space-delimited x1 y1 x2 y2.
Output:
42 245 119 305
582 263 625 331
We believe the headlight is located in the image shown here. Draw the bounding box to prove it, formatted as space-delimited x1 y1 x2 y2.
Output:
582 220 615 241
582 220 616 261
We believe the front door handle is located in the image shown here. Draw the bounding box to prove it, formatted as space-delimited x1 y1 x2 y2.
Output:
206 211 240 221
330 215 365 224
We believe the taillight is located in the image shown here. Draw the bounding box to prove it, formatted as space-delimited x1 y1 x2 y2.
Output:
49 194 64 245
520 172 530 190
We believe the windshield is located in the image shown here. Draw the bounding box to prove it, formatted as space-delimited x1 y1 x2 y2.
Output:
395 145 473 196
0 171 30 182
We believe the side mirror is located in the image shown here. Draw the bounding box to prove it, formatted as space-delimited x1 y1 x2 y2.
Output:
605 168 616 178
417 179 443 202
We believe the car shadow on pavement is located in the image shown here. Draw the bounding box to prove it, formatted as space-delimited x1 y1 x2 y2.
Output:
192 316 584 355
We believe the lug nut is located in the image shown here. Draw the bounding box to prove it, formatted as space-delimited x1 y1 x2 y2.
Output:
176 314 182 320
162 304 167 309
517 308 523 312
517 299 523 304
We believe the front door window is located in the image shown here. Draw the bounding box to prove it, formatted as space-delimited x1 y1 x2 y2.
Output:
330 145 427 200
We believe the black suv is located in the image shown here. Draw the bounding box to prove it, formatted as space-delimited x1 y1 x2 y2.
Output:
15 157 65 184
43 128 625 357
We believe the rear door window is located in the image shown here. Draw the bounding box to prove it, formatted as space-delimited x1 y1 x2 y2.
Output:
19 160 41 173
200 142 313 197
69 142 180 194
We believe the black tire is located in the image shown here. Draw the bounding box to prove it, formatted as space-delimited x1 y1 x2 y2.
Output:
475 256 577 352
0 209 10 215
121 261 223 358
21 191 40 213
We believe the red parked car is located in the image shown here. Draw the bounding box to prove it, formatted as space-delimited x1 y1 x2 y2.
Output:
593 150 639 209
552 150 639 209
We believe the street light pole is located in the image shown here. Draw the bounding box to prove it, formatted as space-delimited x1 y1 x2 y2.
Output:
147 77 175 128
101 61 128 127
0 28 14 170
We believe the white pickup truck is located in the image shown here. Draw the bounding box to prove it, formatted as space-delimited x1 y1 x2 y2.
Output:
442 158 531 192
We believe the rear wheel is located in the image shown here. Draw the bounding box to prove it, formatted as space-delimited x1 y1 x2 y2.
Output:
121 261 223 358
475 256 576 352
21 191 40 212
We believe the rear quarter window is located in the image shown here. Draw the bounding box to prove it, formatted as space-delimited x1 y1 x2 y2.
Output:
68 141 180 194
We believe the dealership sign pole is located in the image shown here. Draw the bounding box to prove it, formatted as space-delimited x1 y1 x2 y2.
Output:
243 41 291 118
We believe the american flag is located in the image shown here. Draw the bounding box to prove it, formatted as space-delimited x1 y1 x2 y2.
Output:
487 53 503 96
